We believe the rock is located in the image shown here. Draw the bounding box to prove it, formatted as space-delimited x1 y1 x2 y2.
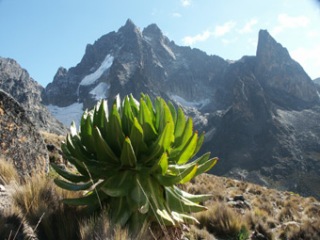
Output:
0 90 49 178
0 57 66 135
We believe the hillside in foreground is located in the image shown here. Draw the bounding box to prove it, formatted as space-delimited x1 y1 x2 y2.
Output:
1 145 319 240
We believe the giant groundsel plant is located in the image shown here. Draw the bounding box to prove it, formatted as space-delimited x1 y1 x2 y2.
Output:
51 94 218 232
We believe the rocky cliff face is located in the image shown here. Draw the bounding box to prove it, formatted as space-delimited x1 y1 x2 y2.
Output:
43 20 320 198
0 57 66 135
0 90 49 178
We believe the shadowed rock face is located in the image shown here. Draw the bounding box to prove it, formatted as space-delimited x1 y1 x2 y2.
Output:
0 57 66 135
0 90 49 178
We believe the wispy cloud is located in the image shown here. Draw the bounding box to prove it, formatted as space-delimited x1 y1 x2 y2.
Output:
172 12 182 18
180 0 191 7
271 13 310 35
213 21 236 37
238 19 258 34
182 30 212 45
182 21 236 45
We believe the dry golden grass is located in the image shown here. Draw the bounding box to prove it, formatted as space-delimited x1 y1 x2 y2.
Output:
1 169 319 239
0 157 20 185
185 174 320 239
40 131 64 147
11 174 86 240
194 202 250 239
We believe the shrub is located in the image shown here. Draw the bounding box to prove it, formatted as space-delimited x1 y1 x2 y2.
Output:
52 94 218 234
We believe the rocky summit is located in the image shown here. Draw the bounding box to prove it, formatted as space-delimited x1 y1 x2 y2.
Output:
2 19 320 199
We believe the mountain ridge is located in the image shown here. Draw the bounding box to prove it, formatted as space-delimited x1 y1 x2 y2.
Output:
42 20 320 198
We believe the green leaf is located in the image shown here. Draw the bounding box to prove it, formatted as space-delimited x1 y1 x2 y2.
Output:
54 178 93 191
129 117 148 157
151 152 168 174
165 186 207 213
154 97 161 131
121 96 134 136
174 107 186 140
139 99 157 142
174 117 193 148
101 171 134 197
51 163 89 183
158 99 174 133
79 114 96 153
127 175 148 212
129 94 139 117
167 101 177 125
193 131 205 157
120 137 137 168
173 186 212 203
110 196 132 226
142 121 174 164
105 102 125 154
92 126 119 164
194 157 219 177
169 131 198 164
155 164 197 186
93 100 108 131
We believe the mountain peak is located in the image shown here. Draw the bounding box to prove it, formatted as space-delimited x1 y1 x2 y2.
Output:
120 19 139 32
256 29 291 62
142 23 163 38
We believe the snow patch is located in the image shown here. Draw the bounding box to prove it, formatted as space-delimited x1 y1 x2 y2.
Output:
317 91 320 99
170 95 210 109
80 54 114 86
161 42 176 60
143 36 152 42
90 82 110 100
47 102 84 127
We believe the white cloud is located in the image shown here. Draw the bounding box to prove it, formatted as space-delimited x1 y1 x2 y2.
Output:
238 19 258 34
213 21 236 37
172 12 182 18
291 45 320 79
182 30 212 45
182 21 236 46
271 13 310 35
180 0 191 7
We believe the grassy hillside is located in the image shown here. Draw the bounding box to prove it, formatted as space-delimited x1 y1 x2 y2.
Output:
1 148 319 239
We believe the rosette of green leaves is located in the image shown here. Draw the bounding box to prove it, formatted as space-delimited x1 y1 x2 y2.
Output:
51 94 218 232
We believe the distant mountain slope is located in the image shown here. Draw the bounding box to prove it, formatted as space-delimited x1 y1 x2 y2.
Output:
42 20 320 198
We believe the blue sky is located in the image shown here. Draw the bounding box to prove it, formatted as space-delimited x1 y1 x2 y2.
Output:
0 0 319 87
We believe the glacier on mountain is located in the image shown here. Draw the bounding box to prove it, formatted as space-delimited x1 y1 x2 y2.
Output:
80 54 114 86
170 95 210 109
47 102 83 127
90 82 110 100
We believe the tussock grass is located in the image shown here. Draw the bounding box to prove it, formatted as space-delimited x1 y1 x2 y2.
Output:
40 131 64 147
194 202 250 239
0 157 20 185
80 210 131 240
11 174 86 240
0 210 37 240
